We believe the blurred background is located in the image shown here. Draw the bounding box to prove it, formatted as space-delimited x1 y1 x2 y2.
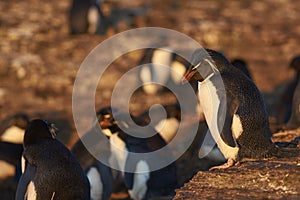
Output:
0 0 299 126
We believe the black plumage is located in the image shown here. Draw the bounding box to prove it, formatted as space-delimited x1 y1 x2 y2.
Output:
184 49 279 169
16 119 90 200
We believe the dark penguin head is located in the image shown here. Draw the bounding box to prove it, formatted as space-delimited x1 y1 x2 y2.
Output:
69 0 107 35
231 58 252 80
289 55 300 77
97 106 121 135
7 113 30 130
182 49 229 83
23 119 58 147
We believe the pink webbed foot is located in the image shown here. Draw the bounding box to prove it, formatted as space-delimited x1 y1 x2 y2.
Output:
209 158 239 171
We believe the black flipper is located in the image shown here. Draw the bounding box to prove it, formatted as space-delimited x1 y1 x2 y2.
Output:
215 77 239 148
15 161 36 200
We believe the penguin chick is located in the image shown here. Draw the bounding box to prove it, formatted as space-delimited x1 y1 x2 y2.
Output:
16 119 90 200
183 49 279 170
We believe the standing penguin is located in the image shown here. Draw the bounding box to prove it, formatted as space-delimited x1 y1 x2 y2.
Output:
69 0 108 34
275 55 300 125
71 119 113 200
183 49 278 169
16 119 90 200
97 107 178 200
287 80 300 129
0 113 29 181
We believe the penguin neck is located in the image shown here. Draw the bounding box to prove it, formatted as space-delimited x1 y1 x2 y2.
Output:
24 128 54 147
24 135 54 148
199 72 215 85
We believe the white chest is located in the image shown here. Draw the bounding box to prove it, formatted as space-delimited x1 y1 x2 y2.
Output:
198 78 239 160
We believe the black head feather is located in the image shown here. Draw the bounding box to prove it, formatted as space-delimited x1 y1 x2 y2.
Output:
23 119 58 147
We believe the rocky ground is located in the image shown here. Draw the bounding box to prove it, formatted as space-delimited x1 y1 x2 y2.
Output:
0 0 300 199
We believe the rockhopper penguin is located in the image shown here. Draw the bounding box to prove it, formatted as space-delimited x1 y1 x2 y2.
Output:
16 119 90 200
183 49 279 169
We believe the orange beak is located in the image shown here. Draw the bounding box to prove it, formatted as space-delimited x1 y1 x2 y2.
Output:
181 69 196 84
99 119 112 129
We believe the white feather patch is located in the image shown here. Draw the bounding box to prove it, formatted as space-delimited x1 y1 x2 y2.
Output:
109 134 128 173
151 49 171 85
232 114 243 139
154 118 179 143
128 160 150 200
142 84 159 95
87 6 99 34
26 181 37 200
1 126 25 143
102 128 113 137
198 77 239 161
140 66 152 83
87 167 103 200
21 156 26 173
170 61 186 84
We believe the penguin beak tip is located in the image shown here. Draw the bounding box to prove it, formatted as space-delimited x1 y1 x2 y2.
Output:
181 77 189 84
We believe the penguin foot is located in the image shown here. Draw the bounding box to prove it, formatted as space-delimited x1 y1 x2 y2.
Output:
209 158 237 170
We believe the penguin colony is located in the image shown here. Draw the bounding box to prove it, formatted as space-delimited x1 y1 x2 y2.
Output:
1 47 299 199
2 10 300 197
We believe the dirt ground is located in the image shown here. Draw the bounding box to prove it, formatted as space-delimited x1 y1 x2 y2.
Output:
0 0 300 199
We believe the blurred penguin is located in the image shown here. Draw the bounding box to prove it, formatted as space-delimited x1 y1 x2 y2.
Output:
69 0 108 34
231 58 252 80
138 47 191 95
16 119 90 200
286 80 300 129
275 55 300 125
71 117 113 200
97 107 178 200
0 113 29 181
138 104 181 143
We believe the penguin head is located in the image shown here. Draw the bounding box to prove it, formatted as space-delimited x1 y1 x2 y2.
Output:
23 119 58 147
231 59 252 79
8 113 30 130
289 55 300 74
97 107 120 135
182 49 220 83
182 49 232 83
